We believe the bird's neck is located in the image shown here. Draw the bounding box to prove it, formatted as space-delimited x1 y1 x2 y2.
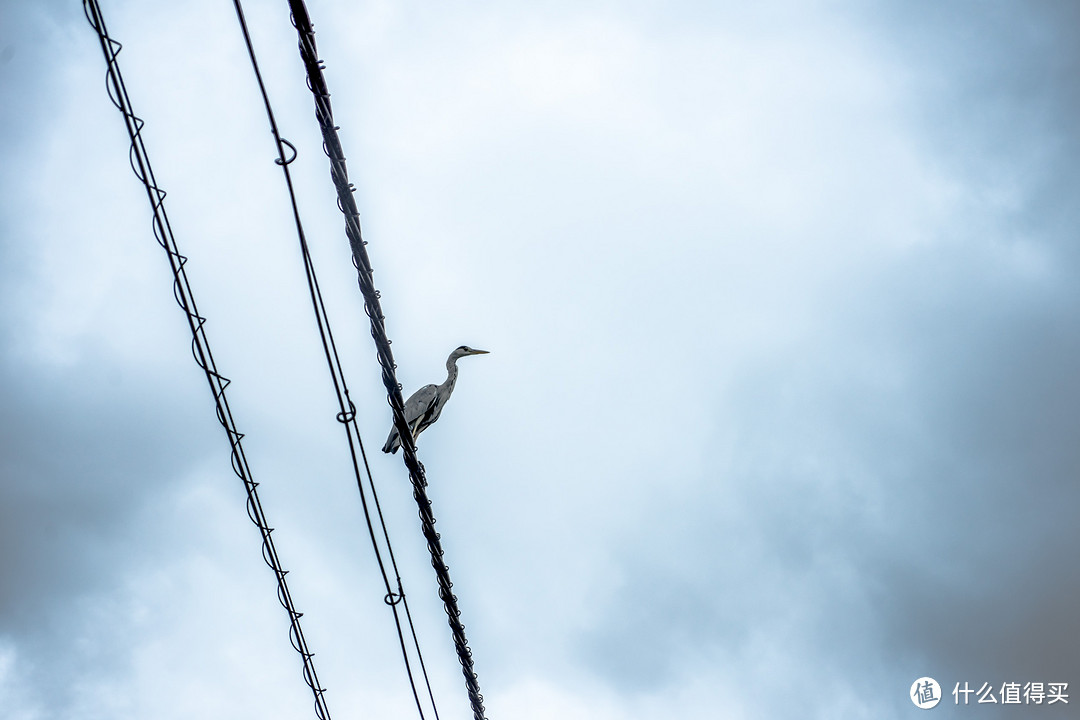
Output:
441 357 459 393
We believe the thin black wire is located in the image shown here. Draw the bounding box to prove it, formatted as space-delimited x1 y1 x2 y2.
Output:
228 3 441 719
82 2 331 719
283 2 487 718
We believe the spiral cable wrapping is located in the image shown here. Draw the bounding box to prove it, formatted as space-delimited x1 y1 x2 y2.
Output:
83 3 332 718
284 2 487 718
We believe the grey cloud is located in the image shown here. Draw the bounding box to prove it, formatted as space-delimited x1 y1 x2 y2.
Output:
576 3 1080 718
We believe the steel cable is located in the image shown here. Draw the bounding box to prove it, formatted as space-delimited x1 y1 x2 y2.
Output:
228 2 441 718
282 1 487 718
83 2 331 718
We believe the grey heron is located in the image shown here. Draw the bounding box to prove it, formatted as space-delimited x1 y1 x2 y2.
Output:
382 345 489 454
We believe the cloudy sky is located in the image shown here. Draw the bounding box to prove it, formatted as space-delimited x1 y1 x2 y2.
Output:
2 1 1079 718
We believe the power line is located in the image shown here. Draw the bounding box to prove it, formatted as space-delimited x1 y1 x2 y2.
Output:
83 2 331 718
283 2 488 718
228 2 440 718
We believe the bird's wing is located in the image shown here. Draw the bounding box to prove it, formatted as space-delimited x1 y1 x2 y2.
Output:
403 384 440 426
384 385 440 453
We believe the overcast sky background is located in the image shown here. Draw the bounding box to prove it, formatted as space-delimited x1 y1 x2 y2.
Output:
2 1 1079 718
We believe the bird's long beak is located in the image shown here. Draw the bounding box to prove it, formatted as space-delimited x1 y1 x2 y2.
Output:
468 349 490 355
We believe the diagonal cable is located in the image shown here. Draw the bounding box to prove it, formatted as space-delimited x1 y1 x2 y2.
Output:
83 2 331 718
282 2 488 718
228 2 441 718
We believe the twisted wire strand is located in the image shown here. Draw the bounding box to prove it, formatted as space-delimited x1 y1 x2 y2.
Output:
83 3 331 718
228 3 441 718
282 2 487 718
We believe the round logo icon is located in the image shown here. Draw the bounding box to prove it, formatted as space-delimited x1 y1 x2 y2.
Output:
911 677 942 709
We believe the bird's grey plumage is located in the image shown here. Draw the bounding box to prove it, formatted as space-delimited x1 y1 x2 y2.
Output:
382 345 488 454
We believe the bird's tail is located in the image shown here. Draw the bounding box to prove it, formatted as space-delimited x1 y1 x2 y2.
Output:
382 431 400 454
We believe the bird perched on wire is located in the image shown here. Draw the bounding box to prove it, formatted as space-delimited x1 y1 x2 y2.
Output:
382 345 489 454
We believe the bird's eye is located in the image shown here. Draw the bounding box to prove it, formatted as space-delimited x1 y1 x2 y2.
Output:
459 346 469 352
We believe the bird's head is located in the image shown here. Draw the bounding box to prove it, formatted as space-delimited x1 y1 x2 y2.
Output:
452 345 490 359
